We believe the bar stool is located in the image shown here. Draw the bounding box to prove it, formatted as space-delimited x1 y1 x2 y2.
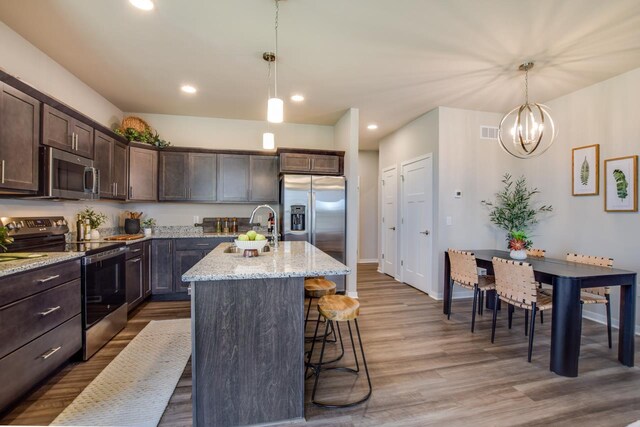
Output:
304 278 337 341
307 295 372 408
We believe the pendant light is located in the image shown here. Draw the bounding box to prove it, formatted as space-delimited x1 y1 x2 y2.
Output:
266 0 283 123
498 62 557 159
262 52 276 149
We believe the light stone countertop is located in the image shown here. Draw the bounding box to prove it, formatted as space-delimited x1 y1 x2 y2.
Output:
182 241 350 282
0 252 84 278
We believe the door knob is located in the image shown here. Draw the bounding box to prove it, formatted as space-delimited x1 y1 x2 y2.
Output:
419 230 430 235
389 227 396 231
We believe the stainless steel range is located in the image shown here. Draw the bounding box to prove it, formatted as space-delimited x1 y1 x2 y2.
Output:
1 216 128 360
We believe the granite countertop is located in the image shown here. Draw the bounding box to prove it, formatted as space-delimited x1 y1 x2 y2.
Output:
0 252 84 278
102 231 274 244
182 241 350 282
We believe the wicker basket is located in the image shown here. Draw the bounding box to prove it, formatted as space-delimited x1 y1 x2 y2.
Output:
119 116 151 133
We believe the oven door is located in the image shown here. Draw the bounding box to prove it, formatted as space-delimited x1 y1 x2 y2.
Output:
82 248 127 329
41 147 99 200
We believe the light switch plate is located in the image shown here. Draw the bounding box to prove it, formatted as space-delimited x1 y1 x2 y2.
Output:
446 216 452 226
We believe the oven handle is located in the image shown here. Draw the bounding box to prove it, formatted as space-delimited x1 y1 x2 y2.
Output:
82 246 129 265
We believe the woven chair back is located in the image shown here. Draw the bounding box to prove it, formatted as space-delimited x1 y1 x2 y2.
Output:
448 249 478 287
566 253 613 296
492 257 538 306
527 248 546 257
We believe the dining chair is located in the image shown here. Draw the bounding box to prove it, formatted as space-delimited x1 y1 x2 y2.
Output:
447 249 495 332
490 257 553 362
566 253 614 348
527 248 546 257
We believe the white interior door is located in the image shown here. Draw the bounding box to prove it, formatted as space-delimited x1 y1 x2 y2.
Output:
401 155 433 294
381 167 397 278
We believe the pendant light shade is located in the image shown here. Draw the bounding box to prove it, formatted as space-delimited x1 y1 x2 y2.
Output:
498 62 557 159
267 97 284 123
262 132 275 150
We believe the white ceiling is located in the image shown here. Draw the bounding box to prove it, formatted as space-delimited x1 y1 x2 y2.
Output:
1 0 640 149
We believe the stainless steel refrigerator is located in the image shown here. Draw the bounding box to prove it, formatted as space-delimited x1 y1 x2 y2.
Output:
280 175 346 290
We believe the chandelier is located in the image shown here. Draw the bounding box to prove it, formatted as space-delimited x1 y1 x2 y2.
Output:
498 62 557 159
266 0 283 124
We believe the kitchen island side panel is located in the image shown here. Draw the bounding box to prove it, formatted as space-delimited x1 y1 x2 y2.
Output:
192 277 305 427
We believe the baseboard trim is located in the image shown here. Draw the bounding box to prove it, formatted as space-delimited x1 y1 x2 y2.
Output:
346 291 359 299
358 259 379 264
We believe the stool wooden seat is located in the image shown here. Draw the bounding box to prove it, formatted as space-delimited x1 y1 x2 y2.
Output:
304 278 337 298
318 294 360 321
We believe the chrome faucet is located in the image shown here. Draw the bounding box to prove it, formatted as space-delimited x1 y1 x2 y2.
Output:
249 204 279 248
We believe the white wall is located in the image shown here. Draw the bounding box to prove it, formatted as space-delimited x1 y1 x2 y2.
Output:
358 151 379 262
514 67 640 330
334 108 359 296
0 21 122 128
127 113 334 151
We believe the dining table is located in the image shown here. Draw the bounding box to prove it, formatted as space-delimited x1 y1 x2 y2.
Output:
443 250 637 377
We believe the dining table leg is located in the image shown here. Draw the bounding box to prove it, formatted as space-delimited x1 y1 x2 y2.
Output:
550 277 582 377
618 275 637 367
443 252 451 315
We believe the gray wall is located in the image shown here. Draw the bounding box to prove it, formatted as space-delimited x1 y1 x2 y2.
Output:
358 151 379 262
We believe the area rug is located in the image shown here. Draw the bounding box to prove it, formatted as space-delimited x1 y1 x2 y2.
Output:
51 318 191 427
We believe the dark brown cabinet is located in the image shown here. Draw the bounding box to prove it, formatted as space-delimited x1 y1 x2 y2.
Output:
42 104 94 158
126 243 144 312
217 154 250 202
310 154 341 174
159 152 188 200
174 250 203 293
189 153 217 201
128 145 157 201
0 83 40 194
159 152 218 202
279 152 342 175
94 131 128 200
143 240 152 297
249 155 279 202
151 239 174 294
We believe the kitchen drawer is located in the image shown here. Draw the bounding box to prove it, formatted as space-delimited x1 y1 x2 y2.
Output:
126 242 144 260
0 258 81 307
0 314 81 412
0 279 81 359
174 237 232 251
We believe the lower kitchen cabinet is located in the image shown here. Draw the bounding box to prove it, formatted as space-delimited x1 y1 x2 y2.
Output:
151 239 174 294
143 240 152 297
174 250 203 293
126 241 151 312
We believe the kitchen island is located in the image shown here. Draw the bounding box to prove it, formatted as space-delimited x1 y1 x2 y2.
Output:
183 241 350 427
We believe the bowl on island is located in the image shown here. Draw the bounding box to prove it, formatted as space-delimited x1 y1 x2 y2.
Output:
234 239 269 257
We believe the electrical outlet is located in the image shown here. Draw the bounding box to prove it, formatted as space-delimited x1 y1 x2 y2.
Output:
193 215 200 224
446 216 452 226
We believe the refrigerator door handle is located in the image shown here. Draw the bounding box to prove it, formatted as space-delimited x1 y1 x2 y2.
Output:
311 191 317 245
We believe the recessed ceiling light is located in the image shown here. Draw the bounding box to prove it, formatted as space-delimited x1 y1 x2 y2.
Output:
290 94 305 102
367 124 378 130
181 85 197 94
129 0 154 11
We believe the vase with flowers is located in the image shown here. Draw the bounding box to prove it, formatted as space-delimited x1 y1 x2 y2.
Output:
79 207 108 240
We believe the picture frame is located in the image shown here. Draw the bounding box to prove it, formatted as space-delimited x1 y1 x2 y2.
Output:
604 155 638 212
572 144 599 196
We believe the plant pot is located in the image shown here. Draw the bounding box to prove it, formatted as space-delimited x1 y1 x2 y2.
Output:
124 218 141 235
90 229 100 240
144 228 152 237
510 249 527 260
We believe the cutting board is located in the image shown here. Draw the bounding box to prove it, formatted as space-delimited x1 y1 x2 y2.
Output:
0 253 47 259
104 234 145 241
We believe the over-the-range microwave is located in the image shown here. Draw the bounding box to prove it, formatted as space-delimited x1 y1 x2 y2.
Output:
37 146 99 200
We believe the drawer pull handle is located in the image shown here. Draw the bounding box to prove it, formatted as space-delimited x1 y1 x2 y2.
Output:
39 306 61 316
130 249 141 253
129 258 142 263
40 346 62 360
37 275 60 284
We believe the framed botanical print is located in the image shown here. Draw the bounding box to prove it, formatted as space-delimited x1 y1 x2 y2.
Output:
572 144 599 196
604 155 638 212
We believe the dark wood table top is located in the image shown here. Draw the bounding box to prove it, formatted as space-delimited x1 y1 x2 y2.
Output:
467 249 636 280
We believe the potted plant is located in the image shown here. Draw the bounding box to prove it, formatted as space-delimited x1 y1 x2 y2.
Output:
0 226 14 253
482 173 553 259
125 211 143 235
141 217 156 237
79 207 108 240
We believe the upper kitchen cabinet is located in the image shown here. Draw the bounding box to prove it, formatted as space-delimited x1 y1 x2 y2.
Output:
159 152 217 202
217 154 250 202
159 151 188 201
42 104 94 159
128 145 157 201
249 155 279 202
189 153 217 201
279 150 343 175
94 131 127 200
0 83 40 194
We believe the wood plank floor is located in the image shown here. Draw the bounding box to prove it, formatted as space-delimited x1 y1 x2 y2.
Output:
2 263 639 426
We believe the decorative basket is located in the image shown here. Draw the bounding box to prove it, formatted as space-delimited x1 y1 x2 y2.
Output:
119 116 151 133
234 240 268 251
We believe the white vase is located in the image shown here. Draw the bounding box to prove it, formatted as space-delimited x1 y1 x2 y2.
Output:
144 228 152 237
510 249 527 260
90 229 100 240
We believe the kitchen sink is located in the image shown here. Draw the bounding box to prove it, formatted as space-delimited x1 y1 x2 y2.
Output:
223 245 271 254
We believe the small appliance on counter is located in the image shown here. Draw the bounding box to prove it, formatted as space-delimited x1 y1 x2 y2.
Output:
1 216 128 360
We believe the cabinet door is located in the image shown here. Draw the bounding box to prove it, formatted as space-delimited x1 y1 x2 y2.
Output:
217 154 250 202
159 152 188 200
113 141 128 200
310 155 341 174
128 146 157 201
126 256 144 312
0 84 40 193
151 240 173 294
143 241 152 297
42 104 73 153
93 131 113 198
72 120 94 159
249 155 279 202
174 250 204 293
280 153 311 173
189 153 217 201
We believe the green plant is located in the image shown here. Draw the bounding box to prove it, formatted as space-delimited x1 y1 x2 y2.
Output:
0 226 13 252
508 230 532 251
481 174 553 247
114 127 171 148
141 217 156 228
79 207 108 229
